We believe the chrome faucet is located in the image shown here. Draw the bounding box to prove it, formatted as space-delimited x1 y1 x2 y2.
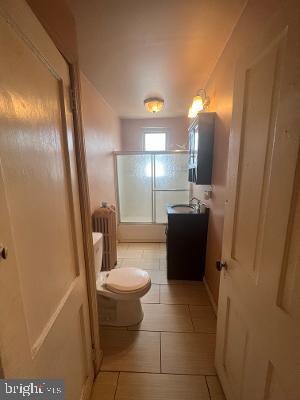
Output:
189 197 202 212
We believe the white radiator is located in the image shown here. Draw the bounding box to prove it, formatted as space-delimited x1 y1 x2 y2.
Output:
92 206 117 271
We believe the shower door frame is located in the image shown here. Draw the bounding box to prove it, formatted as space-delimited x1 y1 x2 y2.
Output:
114 150 190 225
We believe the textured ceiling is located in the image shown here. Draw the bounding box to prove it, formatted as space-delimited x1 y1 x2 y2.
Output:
71 0 246 118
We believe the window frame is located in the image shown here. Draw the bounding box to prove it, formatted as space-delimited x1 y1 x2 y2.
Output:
143 130 167 152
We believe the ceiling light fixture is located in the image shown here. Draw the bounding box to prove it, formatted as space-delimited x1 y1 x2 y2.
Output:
188 89 210 118
144 97 164 113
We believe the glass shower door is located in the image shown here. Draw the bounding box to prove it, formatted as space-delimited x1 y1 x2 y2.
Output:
116 152 189 224
154 153 189 223
117 154 153 223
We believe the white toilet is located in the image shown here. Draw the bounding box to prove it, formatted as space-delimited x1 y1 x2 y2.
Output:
92 232 151 326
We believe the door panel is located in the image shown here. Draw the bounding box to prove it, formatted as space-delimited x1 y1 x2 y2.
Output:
232 38 282 278
216 2 300 400
0 2 93 399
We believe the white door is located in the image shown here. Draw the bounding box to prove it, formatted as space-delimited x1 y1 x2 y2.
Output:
215 2 300 400
0 2 94 399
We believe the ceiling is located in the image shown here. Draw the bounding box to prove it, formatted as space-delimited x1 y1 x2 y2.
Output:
71 0 246 118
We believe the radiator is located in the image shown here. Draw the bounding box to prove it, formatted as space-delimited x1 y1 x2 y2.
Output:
92 206 117 271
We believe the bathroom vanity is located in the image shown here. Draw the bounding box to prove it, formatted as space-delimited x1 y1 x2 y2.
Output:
166 205 209 280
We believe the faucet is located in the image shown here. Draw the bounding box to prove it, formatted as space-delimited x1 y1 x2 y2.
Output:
189 197 202 212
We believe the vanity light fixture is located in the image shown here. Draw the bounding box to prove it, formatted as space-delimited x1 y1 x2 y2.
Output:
144 97 164 113
188 89 210 118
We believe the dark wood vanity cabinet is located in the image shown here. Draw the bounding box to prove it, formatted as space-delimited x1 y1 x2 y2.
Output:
166 207 209 281
188 112 215 185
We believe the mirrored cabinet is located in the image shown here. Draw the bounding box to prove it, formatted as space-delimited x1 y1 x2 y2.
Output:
188 112 215 185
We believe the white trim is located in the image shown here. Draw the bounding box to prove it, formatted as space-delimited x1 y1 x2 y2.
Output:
203 276 218 316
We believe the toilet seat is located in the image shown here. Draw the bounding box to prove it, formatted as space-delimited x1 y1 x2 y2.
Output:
105 267 151 294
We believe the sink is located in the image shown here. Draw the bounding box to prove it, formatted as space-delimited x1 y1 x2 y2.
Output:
170 204 196 213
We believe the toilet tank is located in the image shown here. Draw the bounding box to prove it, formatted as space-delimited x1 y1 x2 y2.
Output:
92 232 103 275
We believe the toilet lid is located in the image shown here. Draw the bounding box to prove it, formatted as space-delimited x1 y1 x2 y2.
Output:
105 267 151 293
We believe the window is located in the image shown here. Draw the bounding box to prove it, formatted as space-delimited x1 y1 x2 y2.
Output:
144 132 166 151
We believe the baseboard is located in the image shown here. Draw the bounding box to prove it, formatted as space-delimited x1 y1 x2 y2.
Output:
203 277 218 316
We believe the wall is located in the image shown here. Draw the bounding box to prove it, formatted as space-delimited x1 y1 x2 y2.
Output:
80 73 121 213
121 116 188 151
26 0 77 63
195 0 285 305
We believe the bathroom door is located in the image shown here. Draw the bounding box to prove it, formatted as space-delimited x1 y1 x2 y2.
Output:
0 2 94 399
215 2 300 399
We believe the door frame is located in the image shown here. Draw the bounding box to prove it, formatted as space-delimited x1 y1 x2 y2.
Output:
69 63 102 372
0 0 102 374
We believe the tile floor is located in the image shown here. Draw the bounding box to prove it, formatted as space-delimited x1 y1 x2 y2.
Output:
91 243 225 400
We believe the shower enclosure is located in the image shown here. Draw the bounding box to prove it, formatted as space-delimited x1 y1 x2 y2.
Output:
115 151 189 224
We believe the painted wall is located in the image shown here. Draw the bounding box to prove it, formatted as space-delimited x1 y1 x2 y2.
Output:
194 0 285 305
80 73 121 213
26 0 78 63
121 116 188 151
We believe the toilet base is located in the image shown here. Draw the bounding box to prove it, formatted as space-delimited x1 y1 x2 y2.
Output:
98 294 144 327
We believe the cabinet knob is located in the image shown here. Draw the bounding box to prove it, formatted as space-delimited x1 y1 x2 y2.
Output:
216 260 227 271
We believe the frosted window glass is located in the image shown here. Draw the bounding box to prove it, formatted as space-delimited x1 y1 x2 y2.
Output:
117 155 152 222
144 133 166 151
154 154 189 190
155 191 190 223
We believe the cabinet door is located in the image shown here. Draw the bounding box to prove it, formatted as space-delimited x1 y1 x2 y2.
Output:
196 113 215 184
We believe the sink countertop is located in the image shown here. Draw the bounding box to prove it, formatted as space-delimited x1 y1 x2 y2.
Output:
167 205 203 215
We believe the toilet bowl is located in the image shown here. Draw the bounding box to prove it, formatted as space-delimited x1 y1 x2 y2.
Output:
92 233 151 326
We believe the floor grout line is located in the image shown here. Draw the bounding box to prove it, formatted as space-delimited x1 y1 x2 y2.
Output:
159 284 161 304
126 328 215 335
113 372 120 400
100 369 217 377
159 332 162 373
187 304 196 332
205 375 212 400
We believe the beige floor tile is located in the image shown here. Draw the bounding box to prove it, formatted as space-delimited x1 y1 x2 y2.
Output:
140 258 160 270
190 305 217 333
159 264 167 271
160 284 210 305
127 243 161 250
159 255 167 269
141 284 160 303
91 372 119 400
119 249 144 259
142 250 162 259
161 332 216 375
116 372 210 400
128 303 193 332
117 243 129 250
120 258 143 268
147 270 169 284
101 329 160 373
118 258 159 270
206 376 226 400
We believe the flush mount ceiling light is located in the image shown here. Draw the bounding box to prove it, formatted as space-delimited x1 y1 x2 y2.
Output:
144 97 164 113
188 89 210 118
